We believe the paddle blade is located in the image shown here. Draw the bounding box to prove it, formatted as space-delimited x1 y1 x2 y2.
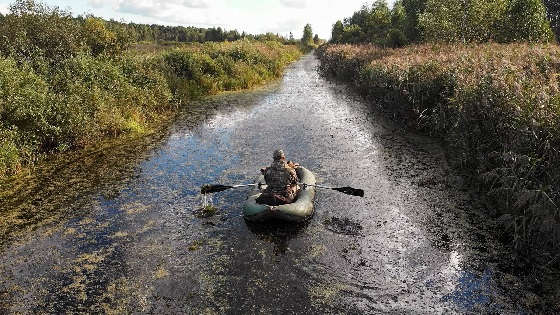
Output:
333 186 364 197
201 184 233 194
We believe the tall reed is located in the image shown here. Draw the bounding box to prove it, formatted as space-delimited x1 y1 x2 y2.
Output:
317 43 560 256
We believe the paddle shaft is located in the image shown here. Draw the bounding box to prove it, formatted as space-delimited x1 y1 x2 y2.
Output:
202 182 363 197
300 184 338 189
300 183 365 197
231 184 258 188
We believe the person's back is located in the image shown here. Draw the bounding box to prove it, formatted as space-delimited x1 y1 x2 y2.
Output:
256 150 299 206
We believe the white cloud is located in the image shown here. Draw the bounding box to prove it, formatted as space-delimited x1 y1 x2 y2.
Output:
87 0 106 9
279 0 308 9
0 4 9 14
117 0 163 17
182 0 211 8
116 0 219 19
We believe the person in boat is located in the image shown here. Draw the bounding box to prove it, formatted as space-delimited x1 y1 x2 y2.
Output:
256 149 300 206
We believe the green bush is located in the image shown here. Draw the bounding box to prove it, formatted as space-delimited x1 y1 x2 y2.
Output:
0 0 133 69
0 58 57 150
0 0 83 66
0 53 175 174
164 41 301 98
387 28 408 47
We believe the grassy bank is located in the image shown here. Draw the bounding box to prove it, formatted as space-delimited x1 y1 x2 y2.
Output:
0 40 301 177
317 43 560 259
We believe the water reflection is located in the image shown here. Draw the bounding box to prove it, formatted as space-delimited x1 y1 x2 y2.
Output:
442 269 494 312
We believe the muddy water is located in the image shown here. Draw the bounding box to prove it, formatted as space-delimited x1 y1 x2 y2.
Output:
0 55 537 313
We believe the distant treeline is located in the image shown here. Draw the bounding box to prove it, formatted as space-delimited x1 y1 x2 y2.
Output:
0 1 291 47
102 21 290 44
331 0 558 47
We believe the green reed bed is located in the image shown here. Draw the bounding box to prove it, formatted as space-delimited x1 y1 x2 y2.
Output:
317 43 560 257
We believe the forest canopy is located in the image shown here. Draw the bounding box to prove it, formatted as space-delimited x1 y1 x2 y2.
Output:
331 0 556 46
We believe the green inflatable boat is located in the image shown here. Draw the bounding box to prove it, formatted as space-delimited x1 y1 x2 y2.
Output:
243 167 316 222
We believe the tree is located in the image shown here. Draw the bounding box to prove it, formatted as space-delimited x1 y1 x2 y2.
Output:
391 0 407 28
419 0 469 42
313 34 320 44
543 0 560 40
419 0 552 43
402 0 427 42
342 24 363 43
420 0 510 43
499 0 554 42
302 23 313 45
331 20 344 43
365 0 392 44
288 32 295 43
0 0 84 65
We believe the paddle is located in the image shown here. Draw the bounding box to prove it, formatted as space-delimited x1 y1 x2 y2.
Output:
201 182 364 197
301 184 365 197
201 183 258 195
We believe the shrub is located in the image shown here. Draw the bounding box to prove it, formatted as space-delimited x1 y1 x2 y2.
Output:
0 0 83 66
164 40 301 98
387 28 408 48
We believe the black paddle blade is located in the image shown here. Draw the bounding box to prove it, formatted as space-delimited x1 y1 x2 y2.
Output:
201 184 233 194
333 186 364 197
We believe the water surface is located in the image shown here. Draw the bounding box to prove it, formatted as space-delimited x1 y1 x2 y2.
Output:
0 55 535 313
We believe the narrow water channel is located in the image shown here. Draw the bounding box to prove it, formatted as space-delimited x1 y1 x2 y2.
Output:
1 54 535 313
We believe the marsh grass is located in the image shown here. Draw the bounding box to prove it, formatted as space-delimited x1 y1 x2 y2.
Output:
317 43 560 257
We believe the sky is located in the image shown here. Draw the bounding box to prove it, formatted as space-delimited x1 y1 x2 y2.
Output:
0 0 396 39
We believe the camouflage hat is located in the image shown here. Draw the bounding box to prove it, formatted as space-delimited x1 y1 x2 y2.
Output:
273 149 285 160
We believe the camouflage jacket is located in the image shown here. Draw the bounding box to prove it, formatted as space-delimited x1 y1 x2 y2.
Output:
263 160 299 196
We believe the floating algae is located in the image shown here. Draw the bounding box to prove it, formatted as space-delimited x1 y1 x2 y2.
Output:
194 193 218 218
188 240 204 251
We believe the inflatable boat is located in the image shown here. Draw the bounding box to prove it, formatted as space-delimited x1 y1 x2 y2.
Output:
243 167 316 222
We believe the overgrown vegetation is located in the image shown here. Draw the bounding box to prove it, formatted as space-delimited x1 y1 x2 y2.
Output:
331 0 555 46
164 41 301 101
0 0 302 177
317 42 560 264
323 0 560 306
543 0 560 39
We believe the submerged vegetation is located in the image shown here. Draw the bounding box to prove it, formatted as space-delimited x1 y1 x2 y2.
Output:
0 0 302 177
